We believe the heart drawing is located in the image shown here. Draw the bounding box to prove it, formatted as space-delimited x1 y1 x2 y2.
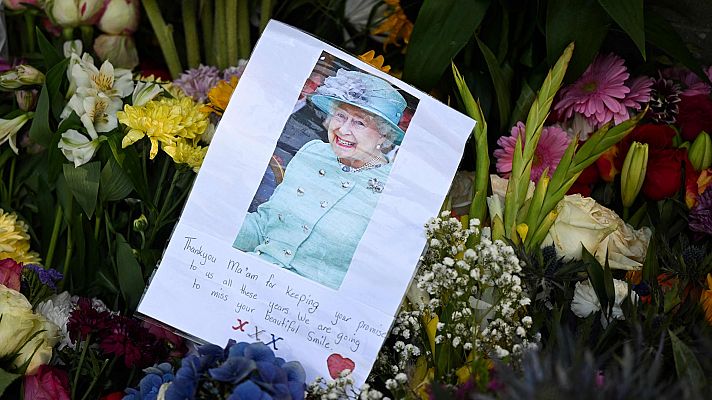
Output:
327 353 356 379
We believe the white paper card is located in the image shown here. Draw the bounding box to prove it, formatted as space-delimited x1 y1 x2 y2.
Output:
138 20 475 386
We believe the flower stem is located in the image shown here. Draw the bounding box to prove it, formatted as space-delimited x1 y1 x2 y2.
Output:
6 156 15 205
237 0 250 59
201 0 215 65
23 12 36 54
213 0 228 68
142 0 183 78
148 169 181 246
226 0 238 66
62 221 73 287
182 0 201 68
80 358 111 400
259 0 273 33
72 333 92 400
79 25 94 51
45 205 63 270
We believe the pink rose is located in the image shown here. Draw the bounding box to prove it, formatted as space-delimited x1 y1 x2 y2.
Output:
0 258 22 291
23 365 70 400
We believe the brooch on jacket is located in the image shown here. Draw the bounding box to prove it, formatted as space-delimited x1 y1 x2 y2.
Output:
367 178 385 193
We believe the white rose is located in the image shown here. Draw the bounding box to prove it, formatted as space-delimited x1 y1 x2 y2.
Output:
543 194 651 270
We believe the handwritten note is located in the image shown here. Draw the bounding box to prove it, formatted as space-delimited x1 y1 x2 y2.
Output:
138 21 474 387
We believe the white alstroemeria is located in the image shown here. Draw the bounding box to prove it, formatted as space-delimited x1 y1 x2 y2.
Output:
58 129 101 167
65 88 122 135
131 80 164 106
71 58 134 99
1 112 34 154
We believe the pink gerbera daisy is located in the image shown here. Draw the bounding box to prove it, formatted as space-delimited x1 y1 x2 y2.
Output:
612 75 654 124
555 53 630 126
494 121 571 182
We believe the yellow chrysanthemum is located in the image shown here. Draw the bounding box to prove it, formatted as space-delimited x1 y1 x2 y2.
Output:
0 209 40 264
202 76 238 116
163 140 208 173
358 50 392 73
701 274 712 325
117 97 209 159
372 0 413 50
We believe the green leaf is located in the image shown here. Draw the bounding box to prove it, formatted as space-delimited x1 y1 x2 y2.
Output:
669 330 706 389
63 162 101 218
36 27 63 69
476 36 512 131
597 0 645 59
28 85 51 147
100 158 135 201
403 0 491 90
0 367 21 396
45 58 70 121
116 233 145 310
645 9 710 86
546 0 610 80
582 246 608 316
106 132 149 201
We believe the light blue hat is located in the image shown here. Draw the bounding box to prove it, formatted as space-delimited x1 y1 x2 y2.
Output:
309 69 408 145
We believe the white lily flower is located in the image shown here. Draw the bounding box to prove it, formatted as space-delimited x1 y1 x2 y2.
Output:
64 88 122 135
58 129 101 167
0 113 34 154
71 58 134 99
131 80 164 106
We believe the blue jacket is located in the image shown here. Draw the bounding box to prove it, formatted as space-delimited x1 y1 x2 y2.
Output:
234 140 392 289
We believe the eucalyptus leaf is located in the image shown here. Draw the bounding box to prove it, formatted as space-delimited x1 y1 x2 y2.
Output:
403 0 491 90
597 0 645 59
116 233 145 310
63 162 101 218
100 158 135 201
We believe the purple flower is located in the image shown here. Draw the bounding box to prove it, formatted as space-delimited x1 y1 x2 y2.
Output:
23 264 63 290
173 65 221 102
223 61 247 82
690 189 712 235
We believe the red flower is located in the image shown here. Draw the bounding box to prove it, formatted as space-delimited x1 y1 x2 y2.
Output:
67 297 111 343
23 365 70 400
0 258 22 291
641 148 688 200
568 163 599 196
678 94 712 141
596 145 620 182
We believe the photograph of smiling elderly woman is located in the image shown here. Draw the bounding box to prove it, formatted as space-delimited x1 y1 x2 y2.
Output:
233 58 418 290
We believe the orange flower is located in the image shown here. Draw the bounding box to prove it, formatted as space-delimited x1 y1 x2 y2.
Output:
700 274 712 325
687 168 712 208
625 270 642 285
202 76 238 116
372 0 413 50
358 50 391 73
596 145 620 182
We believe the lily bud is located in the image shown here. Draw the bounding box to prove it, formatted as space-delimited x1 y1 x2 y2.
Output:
0 65 45 89
689 131 712 171
97 0 140 35
132 214 148 232
3 0 40 10
15 89 39 111
621 141 649 208
93 34 139 70
48 0 105 28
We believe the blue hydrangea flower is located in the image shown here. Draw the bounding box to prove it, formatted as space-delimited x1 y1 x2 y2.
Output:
123 363 174 400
